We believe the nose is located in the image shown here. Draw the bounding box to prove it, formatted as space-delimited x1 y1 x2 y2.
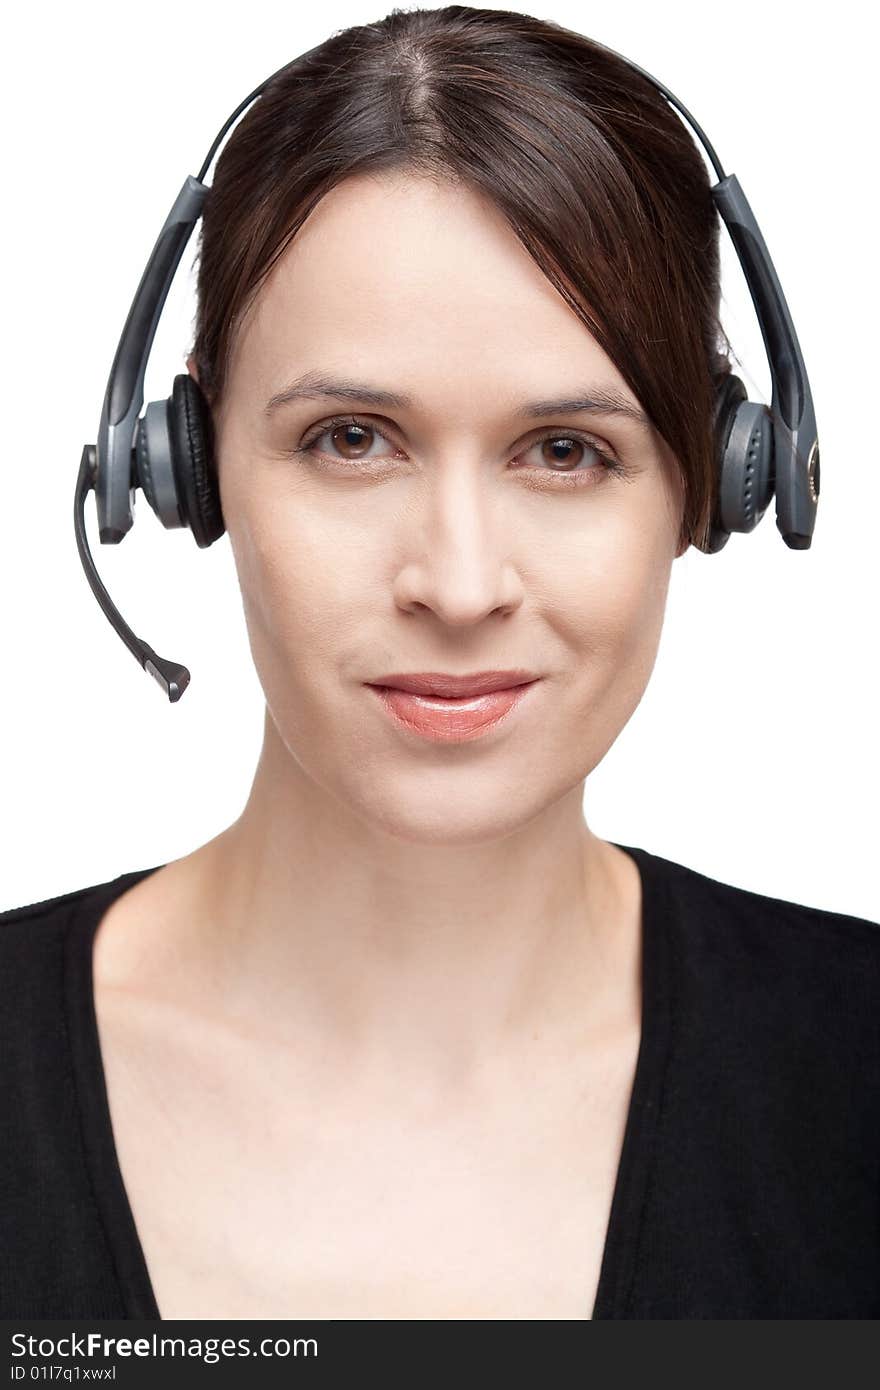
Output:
391 459 524 626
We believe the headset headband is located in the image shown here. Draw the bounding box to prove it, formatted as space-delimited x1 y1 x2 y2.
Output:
74 37 820 701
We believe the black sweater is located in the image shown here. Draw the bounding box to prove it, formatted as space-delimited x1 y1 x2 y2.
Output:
0 844 878 1319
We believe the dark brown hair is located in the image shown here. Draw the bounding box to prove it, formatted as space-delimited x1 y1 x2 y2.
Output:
189 4 734 552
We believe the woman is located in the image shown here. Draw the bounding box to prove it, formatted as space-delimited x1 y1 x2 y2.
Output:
1 6 877 1320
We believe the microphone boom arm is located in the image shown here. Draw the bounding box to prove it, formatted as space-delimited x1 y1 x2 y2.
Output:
74 444 190 702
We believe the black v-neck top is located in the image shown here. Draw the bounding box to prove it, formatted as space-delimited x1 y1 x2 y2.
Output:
0 843 878 1320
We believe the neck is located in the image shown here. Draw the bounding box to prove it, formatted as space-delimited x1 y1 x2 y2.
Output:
168 708 639 1090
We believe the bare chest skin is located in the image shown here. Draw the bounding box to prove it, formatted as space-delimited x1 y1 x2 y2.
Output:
91 863 642 1321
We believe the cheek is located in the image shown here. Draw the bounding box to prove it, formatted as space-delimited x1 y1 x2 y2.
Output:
544 519 673 757
549 502 671 654
224 494 395 796
228 493 361 671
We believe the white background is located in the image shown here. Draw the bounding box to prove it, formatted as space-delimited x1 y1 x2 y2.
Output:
1 0 876 920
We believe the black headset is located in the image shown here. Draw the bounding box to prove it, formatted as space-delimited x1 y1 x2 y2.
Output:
74 37 820 702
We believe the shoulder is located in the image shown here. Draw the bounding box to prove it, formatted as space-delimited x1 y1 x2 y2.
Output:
0 875 117 958
630 842 880 1064
0 880 100 990
0 866 164 1120
0 867 163 926
642 844 880 954
0 878 110 928
0 868 163 986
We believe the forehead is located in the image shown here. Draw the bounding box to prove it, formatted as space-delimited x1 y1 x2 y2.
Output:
229 171 641 421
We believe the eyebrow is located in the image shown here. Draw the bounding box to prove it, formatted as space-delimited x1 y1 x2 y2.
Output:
263 371 650 429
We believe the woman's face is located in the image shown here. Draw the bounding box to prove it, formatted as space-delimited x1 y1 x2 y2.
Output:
209 171 686 845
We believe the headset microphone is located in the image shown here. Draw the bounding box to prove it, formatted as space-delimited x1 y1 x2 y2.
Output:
74 40 820 701
74 443 191 701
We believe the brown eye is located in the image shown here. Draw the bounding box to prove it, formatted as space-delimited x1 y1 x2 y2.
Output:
297 417 395 463
516 431 622 482
327 421 375 457
537 437 590 471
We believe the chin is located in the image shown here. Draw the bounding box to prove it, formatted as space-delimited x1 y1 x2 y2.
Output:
350 776 549 848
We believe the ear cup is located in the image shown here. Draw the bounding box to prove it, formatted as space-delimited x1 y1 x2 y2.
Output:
167 373 225 548
135 397 185 528
135 405 160 518
701 372 773 554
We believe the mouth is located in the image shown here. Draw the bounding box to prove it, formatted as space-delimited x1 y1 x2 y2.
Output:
365 678 540 742
366 670 538 697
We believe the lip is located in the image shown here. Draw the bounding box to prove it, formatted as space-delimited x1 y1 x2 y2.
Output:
366 678 540 742
367 670 538 697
